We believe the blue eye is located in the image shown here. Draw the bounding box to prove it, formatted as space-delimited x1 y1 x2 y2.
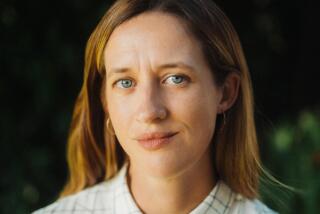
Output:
115 79 133 88
165 75 187 85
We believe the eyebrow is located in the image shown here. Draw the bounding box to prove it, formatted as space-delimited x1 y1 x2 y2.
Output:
106 62 197 78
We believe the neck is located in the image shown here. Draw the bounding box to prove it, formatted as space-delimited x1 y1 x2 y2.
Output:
127 150 216 214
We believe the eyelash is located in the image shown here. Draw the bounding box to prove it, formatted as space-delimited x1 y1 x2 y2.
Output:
113 74 190 89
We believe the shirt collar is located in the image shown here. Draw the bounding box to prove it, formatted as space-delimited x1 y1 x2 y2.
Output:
114 162 236 214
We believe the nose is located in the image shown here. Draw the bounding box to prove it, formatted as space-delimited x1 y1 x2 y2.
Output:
135 83 168 124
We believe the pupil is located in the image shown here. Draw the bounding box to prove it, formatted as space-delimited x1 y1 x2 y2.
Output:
122 80 132 88
173 76 182 83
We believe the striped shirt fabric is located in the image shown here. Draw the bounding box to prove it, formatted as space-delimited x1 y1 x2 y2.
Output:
33 163 277 214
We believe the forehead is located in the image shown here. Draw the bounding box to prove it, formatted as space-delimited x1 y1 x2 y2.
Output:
103 11 204 67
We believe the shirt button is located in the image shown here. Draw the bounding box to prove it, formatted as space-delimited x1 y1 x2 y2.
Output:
235 193 243 200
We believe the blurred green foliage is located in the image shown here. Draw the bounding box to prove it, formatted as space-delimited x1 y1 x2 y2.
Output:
260 110 320 214
1 0 319 213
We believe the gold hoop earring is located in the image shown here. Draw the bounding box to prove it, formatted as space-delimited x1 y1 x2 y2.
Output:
106 118 115 135
219 111 227 134
223 111 226 126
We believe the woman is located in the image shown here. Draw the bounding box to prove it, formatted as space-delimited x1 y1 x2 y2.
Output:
34 0 278 213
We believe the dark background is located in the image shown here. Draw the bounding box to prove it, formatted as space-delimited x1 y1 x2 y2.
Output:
1 0 319 213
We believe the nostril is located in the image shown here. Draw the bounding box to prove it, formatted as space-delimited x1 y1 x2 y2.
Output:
158 109 167 119
136 108 167 123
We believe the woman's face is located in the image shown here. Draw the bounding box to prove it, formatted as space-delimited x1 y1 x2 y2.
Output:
104 11 223 177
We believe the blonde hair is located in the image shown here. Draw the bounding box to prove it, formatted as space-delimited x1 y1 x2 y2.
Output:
60 0 276 199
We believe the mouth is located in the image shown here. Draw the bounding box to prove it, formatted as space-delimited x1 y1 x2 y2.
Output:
136 132 178 151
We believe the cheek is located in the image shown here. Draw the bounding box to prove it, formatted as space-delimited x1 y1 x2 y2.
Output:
169 85 218 142
106 94 135 140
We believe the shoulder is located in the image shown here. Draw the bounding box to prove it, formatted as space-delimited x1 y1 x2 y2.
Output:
32 174 122 214
230 195 278 214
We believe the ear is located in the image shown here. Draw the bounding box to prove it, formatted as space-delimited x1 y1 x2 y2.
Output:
218 72 240 113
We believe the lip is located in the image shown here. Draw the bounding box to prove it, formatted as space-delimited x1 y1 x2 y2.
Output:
135 131 177 141
135 132 178 150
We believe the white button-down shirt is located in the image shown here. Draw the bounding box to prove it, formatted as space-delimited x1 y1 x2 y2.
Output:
33 163 277 214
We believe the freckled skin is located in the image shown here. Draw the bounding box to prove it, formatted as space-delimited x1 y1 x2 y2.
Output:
104 11 223 178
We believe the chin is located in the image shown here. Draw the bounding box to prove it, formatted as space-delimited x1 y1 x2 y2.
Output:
139 155 191 178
